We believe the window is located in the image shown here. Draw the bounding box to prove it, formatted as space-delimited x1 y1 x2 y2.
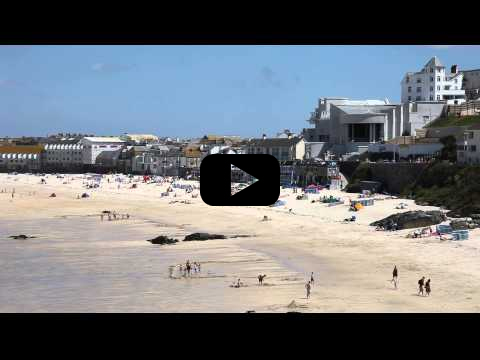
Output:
437 86 441 90
437 76 441 81
455 86 458 90
430 77 434 82
416 96 421 101
417 87 422 93
444 85 450 90
430 86 434 91
471 145 477 152
454 79 458 83
406 76 410 83
429 95 433 101
437 95 441 100
469 132 474 139
408 86 412 93
417 78 421 83
430 68 434 73
408 96 412 101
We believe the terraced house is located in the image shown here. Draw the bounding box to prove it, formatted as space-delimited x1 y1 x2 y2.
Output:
247 135 305 161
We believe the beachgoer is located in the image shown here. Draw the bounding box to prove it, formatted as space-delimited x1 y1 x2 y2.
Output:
186 260 191 276
305 281 311 299
126 214 130 219
310 272 315 287
258 274 266 285
425 279 431 296
418 276 425 296
392 265 398 289
197 263 201 272
237 278 242 288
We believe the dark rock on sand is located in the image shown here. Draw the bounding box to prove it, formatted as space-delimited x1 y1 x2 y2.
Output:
371 210 446 230
183 233 227 241
9 234 35 240
147 236 178 245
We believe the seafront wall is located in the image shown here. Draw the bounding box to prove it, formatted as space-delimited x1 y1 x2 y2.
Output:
341 161 429 194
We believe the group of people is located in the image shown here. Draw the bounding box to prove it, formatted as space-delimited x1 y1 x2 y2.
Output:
418 276 432 297
100 211 130 221
391 265 432 296
178 260 201 277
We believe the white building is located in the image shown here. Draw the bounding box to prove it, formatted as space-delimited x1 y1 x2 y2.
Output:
303 97 445 157
457 127 480 164
401 57 466 105
44 143 84 169
80 137 125 167
247 136 305 162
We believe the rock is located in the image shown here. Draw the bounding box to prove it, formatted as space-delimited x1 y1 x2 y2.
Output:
287 300 298 309
147 236 178 245
9 234 35 240
183 233 227 241
371 210 446 230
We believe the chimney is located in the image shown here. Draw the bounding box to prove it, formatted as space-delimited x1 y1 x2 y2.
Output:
451 65 458 74
262 134 267 140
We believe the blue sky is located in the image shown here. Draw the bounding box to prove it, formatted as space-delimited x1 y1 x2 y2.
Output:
1 45 480 138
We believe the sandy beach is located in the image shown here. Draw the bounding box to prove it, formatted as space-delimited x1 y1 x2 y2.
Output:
1 172 480 312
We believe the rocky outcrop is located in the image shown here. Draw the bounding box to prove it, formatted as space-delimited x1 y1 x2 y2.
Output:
147 236 178 245
9 234 35 240
183 233 227 241
371 211 446 230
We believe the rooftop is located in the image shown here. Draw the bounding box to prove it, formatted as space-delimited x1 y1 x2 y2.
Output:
249 137 303 147
83 137 125 143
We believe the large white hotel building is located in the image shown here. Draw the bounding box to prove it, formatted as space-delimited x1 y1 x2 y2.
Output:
401 56 466 105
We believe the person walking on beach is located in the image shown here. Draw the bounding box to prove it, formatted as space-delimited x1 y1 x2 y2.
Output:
305 281 311 299
418 276 425 296
186 260 191 276
310 272 315 287
391 265 398 289
425 279 431 296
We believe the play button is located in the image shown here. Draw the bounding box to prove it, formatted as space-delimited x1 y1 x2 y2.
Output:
200 154 280 206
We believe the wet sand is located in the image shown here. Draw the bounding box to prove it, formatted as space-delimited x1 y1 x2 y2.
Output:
2 173 480 312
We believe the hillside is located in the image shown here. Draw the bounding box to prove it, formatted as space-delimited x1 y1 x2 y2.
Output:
344 161 480 217
426 114 480 128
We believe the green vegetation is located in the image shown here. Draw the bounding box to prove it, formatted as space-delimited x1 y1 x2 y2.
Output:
403 162 480 217
344 160 480 216
439 135 457 162
426 114 480 128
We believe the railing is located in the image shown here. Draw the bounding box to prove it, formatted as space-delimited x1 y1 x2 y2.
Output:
447 101 480 116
